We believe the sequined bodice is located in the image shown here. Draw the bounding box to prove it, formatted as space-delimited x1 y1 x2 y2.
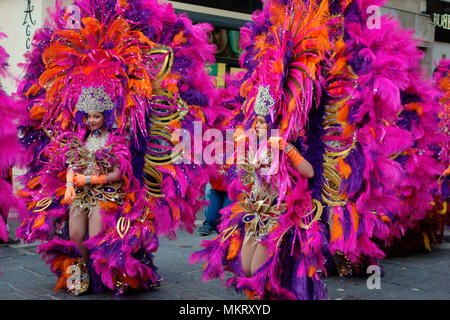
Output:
239 145 279 199
84 131 109 175
237 145 284 242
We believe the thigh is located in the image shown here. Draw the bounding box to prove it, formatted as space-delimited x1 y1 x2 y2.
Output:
250 242 269 275
240 236 258 277
88 206 103 238
69 207 88 242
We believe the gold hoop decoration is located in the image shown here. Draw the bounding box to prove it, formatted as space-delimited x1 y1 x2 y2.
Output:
150 91 188 124
390 151 403 160
33 197 52 212
143 166 164 198
321 164 347 207
429 201 448 215
143 46 174 80
440 201 448 215
145 128 182 166
116 217 131 239
299 199 323 230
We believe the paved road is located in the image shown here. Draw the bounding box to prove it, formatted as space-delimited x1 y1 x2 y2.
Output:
0 221 449 300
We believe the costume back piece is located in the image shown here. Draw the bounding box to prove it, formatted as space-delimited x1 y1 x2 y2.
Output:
191 0 448 299
14 0 219 295
0 33 25 259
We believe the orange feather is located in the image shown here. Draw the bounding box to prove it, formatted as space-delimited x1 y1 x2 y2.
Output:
32 213 46 229
226 230 241 260
27 176 41 189
337 157 351 179
330 211 343 241
25 84 42 98
98 201 119 210
29 104 46 120
350 203 359 232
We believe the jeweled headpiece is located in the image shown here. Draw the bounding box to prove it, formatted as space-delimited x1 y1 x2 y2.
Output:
254 84 275 116
75 86 116 114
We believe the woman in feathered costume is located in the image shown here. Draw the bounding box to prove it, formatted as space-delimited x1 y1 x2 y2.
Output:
191 0 447 299
434 58 449 220
14 0 218 295
0 33 24 251
191 0 334 300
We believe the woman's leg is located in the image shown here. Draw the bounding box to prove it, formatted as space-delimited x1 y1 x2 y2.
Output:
88 206 103 238
240 236 258 277
250 242 268 276
69 208 89 262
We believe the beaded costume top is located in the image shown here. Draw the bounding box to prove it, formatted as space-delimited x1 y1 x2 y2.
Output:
66 132 125 211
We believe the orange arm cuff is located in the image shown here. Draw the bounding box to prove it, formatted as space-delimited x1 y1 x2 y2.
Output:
90 174 107 184
285 148 304 167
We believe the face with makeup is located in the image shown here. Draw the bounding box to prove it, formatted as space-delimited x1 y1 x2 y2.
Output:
255 115 269 138
87 112 105 131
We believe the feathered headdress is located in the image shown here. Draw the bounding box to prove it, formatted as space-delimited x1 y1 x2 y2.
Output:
239 0 331 140
29 10 158 136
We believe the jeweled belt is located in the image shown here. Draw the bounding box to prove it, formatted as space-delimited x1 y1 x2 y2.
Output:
240 192 286 242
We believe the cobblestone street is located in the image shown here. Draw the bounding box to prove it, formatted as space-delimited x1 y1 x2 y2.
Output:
1 220 449 300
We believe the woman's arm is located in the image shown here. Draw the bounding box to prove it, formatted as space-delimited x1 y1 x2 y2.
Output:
63 167 76 204
268 137 314 179
284 144 314 178
105 165 121 183
73 165 122 187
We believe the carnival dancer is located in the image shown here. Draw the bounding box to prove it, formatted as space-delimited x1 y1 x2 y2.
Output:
191 0 333 300
238 113 315 280
191 0 447 299
14 0 219 295
336 1 447 260
62 88 130 264
434 59 449 226
0 33 24 250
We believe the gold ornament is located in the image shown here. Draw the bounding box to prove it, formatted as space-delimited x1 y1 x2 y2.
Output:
334 250 353 277
241 192 285 242
117 217 131 239
33 197 52 212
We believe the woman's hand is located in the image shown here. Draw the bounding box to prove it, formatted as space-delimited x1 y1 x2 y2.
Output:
74 173 88 187
63 185 76 205
234 127 247 144
268 136 287 151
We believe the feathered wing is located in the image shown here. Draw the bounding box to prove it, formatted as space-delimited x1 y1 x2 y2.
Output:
329 0 447 263
434 58 449 206
0 33 26 244
14 0 218 293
